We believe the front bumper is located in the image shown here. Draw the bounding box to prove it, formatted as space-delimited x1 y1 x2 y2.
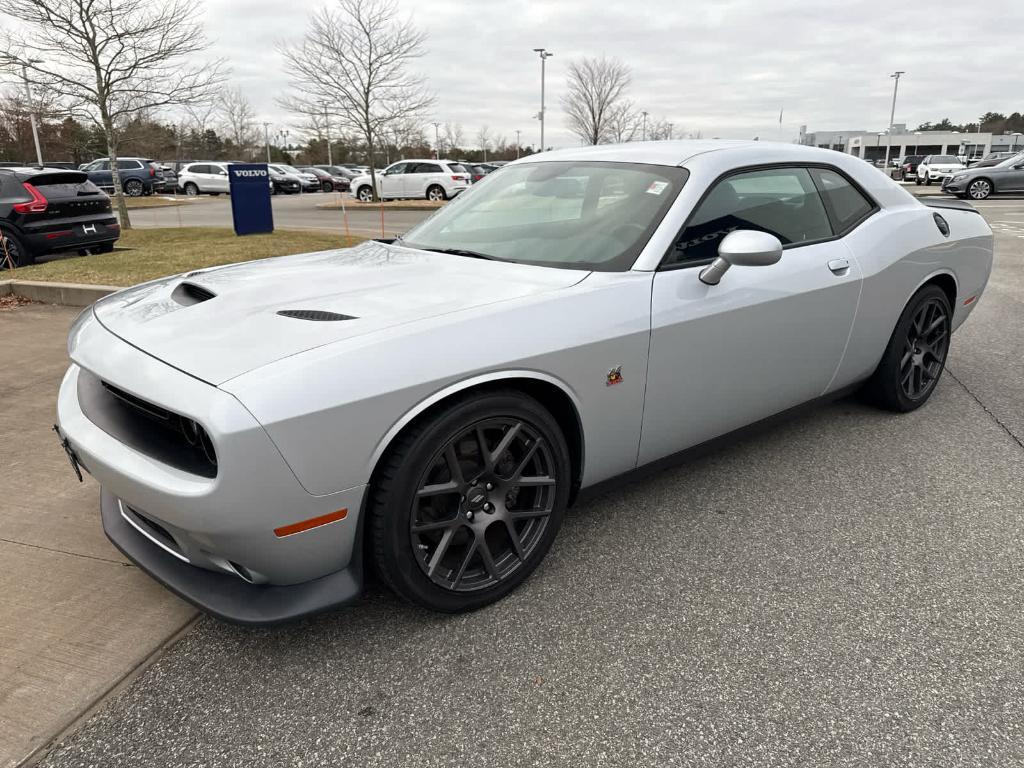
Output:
101 488 361 625
57 310 367 623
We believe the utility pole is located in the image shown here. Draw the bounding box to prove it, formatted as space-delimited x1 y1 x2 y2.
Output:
432 121 441 159
533 48 553 152
641 110 649 142
263 122 271 163
20 60 44 165
884 71 905 171
321 101 332 166
515 129 521 158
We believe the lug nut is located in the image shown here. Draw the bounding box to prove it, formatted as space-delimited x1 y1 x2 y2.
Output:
483 502 493 512
485 482 494 491
466 510 474 520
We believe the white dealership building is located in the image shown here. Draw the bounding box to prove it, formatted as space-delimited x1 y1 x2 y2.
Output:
799 124 1024 162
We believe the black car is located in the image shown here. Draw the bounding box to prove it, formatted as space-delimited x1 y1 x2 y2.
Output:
0 167 119 267
899 155 925 181
300 166 350 192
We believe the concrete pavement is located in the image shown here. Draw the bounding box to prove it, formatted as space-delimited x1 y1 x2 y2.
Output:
0 305 196 768
3 199 1023 767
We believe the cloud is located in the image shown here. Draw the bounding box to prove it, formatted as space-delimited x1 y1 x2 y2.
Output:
200 0 1024 148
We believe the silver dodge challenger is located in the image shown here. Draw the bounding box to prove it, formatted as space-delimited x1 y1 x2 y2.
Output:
55 141 993 624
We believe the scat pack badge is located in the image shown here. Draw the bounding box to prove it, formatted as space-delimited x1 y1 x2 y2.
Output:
606 366 623 386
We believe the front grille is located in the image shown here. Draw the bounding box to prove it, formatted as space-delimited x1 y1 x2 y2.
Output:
78 370 218 477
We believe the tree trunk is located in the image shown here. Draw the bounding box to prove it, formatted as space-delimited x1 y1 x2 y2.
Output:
102 117 132 229
366 133 379 202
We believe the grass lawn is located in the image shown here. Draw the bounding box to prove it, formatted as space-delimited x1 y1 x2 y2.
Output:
7 227 364 287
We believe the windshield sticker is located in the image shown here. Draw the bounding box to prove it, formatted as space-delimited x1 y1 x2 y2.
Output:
646 181 669 195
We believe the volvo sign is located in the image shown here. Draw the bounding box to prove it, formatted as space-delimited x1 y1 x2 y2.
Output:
228 163 274 236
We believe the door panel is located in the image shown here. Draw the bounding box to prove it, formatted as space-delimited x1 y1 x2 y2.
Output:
639 243 862 465
380 163 407 198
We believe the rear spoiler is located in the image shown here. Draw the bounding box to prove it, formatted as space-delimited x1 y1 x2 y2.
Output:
923 198 981 215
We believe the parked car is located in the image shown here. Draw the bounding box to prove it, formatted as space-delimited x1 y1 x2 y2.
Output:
0 167 118 266
55 141 993 624
898 155 925 181
267 165 302 195
942 151 1024 200
914 155 965 186
351 159 471 202
967 152 1016 169
43 161 78 170
82 157 165 196
314 165 357 180
462 163 488 183
299 166 349 192
177 162 231 196
273 164 320 193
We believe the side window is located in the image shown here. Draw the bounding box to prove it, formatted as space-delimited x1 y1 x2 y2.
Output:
92 160 110 171
811 168 874 234
668 167 833 265
116 159 141 170
415 163 442 174
190 164 208 174
386 162 409 175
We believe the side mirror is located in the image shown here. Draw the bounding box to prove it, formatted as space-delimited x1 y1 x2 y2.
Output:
699 230 783 286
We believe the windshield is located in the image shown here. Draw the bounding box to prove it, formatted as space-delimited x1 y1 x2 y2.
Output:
996 152 1024 168
400 161 688 271
279 164 303 174
931 156 959 164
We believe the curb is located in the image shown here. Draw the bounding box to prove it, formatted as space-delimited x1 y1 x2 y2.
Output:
0 279 119 307
315 203 445 212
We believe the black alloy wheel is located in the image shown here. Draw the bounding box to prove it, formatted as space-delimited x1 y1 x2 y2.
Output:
370 391 571 612
864 285 951 412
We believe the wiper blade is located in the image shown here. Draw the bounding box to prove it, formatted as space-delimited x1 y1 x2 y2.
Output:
420 247 498 261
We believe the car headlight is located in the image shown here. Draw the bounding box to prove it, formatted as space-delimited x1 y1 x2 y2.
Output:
950 174 967 183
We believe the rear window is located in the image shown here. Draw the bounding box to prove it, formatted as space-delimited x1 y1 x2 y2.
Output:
447 163 467 173
33 173 102 198
811 168 875 234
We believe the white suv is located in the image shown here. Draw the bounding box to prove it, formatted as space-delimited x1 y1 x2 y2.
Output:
915 155 965 186
351 160 471 202
178 162 232 196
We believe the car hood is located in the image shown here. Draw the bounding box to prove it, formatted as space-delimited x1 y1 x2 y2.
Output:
91 241 589 385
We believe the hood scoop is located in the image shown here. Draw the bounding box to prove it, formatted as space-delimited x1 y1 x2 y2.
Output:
172 282 216 306
276 309 356 322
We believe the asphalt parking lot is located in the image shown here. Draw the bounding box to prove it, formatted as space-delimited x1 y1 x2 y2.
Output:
3 197 1023 767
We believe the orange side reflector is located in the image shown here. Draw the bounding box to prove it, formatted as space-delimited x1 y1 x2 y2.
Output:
963 295 976 306
274 508 348 538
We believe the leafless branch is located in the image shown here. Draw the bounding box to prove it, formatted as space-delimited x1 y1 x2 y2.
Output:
561 56 632 145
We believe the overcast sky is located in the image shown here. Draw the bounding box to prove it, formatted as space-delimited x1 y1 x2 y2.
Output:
201 0 1023 147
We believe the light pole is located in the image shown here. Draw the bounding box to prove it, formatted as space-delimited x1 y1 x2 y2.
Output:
515 129 521 158
431 121 441 159
641 110 649 141
321 101 333 166
19 59 44 166
263 122 271 163
533 48 553 152
883 70 905 170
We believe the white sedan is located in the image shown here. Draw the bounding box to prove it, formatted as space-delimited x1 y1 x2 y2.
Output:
55 141 992 624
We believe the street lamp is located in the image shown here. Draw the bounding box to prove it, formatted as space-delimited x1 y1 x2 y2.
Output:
431 121 441 159
263 122 271 163
533 48 553 152
515 129 521 158
641 110 649 141
16 58 44 165
883 70 905 170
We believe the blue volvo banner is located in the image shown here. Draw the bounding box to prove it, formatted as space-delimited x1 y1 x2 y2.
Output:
228 163 274 236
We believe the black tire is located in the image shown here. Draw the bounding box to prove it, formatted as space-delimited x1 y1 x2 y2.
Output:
369 390 571 613
925 176 932 186
321 181 333 193
0 229 33 267
426 184 447 202
210 192 221 197
357 185 374 202
183 182 200 197
124 179 144 197
863 285 952 412
967 178 993 200
915 177 922 186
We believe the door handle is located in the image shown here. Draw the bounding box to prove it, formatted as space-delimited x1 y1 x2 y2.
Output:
827 257 850 275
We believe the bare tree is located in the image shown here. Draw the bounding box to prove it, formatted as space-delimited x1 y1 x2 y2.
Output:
648 118 675 141
442 121 464 155
606 101 641 143
280 0 433 200
476 125 491 162
219 86 257 159
0 0 226 227
561 56 632 145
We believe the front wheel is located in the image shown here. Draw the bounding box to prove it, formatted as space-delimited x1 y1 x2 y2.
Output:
369 390 571 612
426 185 447 202
863 285 951 412
968 178 993 200
925 175 933 186
321 181 333 193
357 186 374 202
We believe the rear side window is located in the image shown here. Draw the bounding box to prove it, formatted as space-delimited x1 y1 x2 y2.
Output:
666 167 833 265
187 164 207 174
811 168 875 234
412 163 442 174
447 163 467 173
116 160 143 170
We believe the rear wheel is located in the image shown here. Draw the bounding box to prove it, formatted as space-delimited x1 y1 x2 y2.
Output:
369 390 571 612
124 179 144 197
426 184 446 202
0 229 32 267
183 182 200 197
864 285 951 412
968 178 993 200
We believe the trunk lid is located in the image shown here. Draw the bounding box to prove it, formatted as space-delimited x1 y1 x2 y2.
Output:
92 241 589 385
